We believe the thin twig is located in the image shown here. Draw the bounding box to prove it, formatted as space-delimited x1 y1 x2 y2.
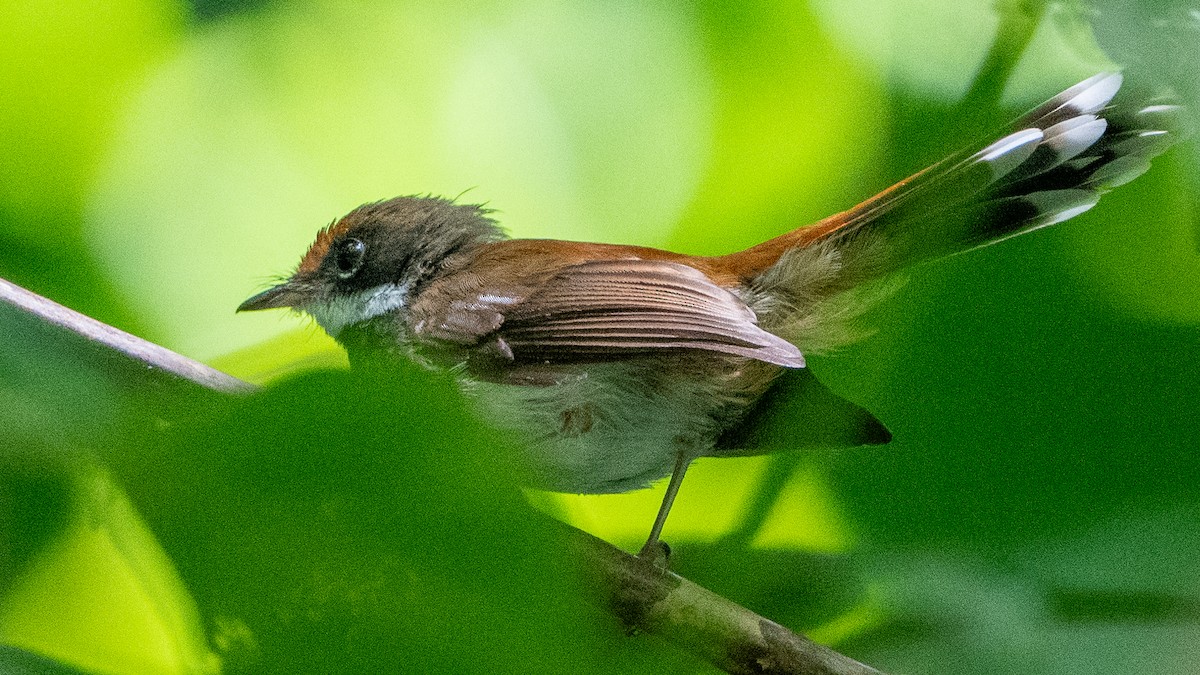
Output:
958 0 1049 124
720 452 805 549
0 276 254 395
2 275 885 674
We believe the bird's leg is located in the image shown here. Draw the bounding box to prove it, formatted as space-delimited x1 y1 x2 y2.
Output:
638 450 692 563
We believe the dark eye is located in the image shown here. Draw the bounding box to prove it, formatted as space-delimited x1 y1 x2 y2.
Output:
334 238 366 279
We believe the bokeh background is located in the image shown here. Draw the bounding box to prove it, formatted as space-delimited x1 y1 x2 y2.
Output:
3 0 1200 673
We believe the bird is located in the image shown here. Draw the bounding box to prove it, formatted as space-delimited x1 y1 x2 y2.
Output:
239 73 1181 558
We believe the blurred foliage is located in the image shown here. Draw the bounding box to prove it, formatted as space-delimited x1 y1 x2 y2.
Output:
2 0 1200 673
0 0 180 339
107 367 634 674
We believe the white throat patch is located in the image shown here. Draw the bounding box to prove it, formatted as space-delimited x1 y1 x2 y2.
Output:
307 282 410 337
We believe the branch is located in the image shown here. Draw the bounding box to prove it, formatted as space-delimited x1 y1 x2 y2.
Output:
2 276 885 675
562 520 883 674
959 0 1048 121
0 276 253 395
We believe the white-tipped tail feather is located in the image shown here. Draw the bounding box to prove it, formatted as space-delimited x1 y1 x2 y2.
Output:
752 72 1184 352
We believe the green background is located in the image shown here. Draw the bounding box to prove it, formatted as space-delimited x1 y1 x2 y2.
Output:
2 0 1199 673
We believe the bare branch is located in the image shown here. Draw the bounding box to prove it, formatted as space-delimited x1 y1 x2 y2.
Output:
560 519 883 675
0 276 254 395
959 0 1048 121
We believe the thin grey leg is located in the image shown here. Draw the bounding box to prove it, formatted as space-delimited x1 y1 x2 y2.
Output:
638 451 691 560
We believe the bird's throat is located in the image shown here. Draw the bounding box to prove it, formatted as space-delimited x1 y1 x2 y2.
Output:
307 281 411 338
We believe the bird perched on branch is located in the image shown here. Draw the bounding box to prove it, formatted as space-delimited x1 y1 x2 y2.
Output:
240 73 1182 558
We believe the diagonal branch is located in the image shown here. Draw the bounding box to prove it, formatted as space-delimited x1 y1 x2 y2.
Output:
1 275 885 675
0 276 253 395
959 0 1048 116
563 519 883 674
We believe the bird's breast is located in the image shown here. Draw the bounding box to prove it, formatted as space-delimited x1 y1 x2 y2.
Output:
459 354 780 493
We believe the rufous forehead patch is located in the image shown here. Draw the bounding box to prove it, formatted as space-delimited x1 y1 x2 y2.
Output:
297 215 355 275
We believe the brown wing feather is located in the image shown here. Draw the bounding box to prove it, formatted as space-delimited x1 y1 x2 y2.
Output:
409 247 804 368
501 259 804 366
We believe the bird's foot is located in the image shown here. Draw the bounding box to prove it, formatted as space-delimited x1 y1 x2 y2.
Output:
637 539 671 569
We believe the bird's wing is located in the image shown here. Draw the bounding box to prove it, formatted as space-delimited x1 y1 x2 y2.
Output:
409 257 804 368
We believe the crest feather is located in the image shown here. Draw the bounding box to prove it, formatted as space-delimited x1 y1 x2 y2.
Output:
298 216 355 275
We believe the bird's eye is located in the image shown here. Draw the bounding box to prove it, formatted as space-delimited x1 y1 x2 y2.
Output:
334 237 366 279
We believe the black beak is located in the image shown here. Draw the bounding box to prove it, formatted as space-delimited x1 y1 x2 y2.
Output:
237 282 308 312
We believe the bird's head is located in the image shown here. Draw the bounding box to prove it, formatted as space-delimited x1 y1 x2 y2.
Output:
237 196 502 337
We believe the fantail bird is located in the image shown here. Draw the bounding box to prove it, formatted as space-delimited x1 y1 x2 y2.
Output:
239 73 1180 557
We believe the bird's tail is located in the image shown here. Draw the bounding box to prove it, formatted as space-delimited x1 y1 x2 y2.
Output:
732 72 1184 352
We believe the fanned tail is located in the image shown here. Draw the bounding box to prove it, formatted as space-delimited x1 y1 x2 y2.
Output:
737 73 1185 351
870 72 1182 261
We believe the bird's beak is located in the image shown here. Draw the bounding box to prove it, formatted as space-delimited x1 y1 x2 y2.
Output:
237 280 308 312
